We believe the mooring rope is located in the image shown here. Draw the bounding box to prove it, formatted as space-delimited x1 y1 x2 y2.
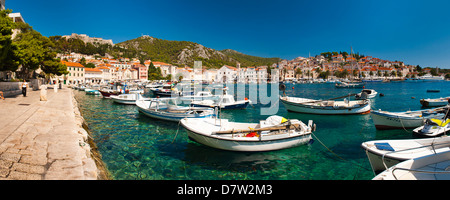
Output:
311 130 372 176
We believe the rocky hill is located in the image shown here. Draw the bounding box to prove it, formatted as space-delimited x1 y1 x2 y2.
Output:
112 36 281 68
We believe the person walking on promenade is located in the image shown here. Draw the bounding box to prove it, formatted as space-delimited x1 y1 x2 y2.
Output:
21 80 28 97
0 91 4 100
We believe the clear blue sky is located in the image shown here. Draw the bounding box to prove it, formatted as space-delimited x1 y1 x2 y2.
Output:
6 0 450 68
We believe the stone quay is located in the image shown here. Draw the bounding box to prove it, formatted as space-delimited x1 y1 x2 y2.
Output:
0 85 109 180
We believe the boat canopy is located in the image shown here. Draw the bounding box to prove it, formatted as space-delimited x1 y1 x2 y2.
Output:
260 116 289 128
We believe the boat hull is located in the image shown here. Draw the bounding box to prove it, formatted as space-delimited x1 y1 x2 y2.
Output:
138 107 213 122
373 150 450 180
85 89 100 95
363 147 405 174
413 126 450 137
99 90 121 98
280 97 370 115
362 137 450 175
191 101 250 109
335 83 365 88
370 111 426 130
111 94 147 105
111 99 137 105
420 99 449 107
185 128 311 152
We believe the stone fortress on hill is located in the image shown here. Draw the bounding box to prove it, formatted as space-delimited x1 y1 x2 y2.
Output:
62 33 114 46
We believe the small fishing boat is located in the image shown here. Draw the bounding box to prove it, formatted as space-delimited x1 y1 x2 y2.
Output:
355 89 377 100
370 107 447 130
420 97 450 107
190 88 250 109
85 88 100 95
99 89 121 98
110 93 150 105
150 84 174 96
427 89 440 93
78 85 86 91
136 98 215 122
178 91 220 102
361 136 450 174
280 96 371 115
180 115 315 152
373 149 450 180
335 82 364 88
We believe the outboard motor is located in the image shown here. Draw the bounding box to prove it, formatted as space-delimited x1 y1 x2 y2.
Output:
279 83 286 97
425 119 439 126
360 91 369 100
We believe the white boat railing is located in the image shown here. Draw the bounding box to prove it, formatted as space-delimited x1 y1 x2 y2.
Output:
391 167 450 180
373 139 450 172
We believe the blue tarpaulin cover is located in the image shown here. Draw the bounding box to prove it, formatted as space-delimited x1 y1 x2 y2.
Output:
375 143 395 151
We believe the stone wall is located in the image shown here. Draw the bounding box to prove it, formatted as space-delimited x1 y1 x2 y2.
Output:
0 82 21 97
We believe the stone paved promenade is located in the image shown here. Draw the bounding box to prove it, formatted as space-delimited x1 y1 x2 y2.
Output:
0 87 102 180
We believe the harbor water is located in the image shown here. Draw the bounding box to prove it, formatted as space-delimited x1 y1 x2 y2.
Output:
74 81 450 180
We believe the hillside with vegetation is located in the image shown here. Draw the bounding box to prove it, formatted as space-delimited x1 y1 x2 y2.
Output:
113 36 282 68
50 34 281 68
220 49 281 67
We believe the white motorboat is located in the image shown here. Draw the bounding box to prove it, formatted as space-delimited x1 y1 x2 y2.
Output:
178 91 220 102
361 136 450 174
111 93 151 105
85 85 101 95
413 118 450 137
420 97 450 107
413 109 450 137
136 98 215 122
180 116 315 152
355 89 377 100
150 84 173 96
190 88 250 109
85 88 100 95
145 82 163 88
370 107 447 130
373 149 450 180
418 74 445 81
335 82 364 88
128 89 144 94
280 96 371 115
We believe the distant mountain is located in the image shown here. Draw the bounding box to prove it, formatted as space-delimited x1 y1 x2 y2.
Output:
112 36 281 68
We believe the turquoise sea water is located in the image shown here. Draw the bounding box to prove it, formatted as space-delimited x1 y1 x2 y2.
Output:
74 81 450 180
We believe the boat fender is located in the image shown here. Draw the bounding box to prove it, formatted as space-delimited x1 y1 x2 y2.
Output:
313 123 316 132
308 139 314 145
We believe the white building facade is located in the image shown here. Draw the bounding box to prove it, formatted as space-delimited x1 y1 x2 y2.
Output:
217 65 238 83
